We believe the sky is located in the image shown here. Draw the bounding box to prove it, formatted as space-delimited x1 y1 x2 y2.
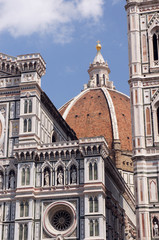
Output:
0 0 129 109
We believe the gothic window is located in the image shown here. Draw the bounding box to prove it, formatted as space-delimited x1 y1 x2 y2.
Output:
89 197 93 213
20 203 24 217
26 167 30 185
89 163 93 180
94 162 98 180
95 220 99 236
22 168 25 186
89 196 98 213
153 34 158 61
24 100 27 114
29 100 32 113
94 197 98 212
24 119 32 133
24 99 32 114
24 224 28 240
157 107 159 134
90 220 94 236
19 224 23 240
90 220 99 237
21 167 30 186
19 224 28 240
70 165 77 184
24 119 27 132
28 119 32 132
20 202 29 217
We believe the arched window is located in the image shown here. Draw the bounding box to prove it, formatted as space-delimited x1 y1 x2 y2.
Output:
94 197 98 212
95 220 99 236
20 202 24 217
89 163 93 180
28 119 32 132
22 168 25 186
29 100 32 113
24 100 27 114
94 162 98 180
24 224 28 240
90 220 94 236
26 168 30 185
153 34 158 61
19 224 23 240
157 107 159 134
89 197 93 213
24 119 27 132
25 202 29 217
96 74 99 85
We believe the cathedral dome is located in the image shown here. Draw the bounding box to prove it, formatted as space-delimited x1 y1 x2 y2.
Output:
59 87 132 152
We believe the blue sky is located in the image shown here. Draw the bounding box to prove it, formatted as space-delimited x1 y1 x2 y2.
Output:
0 0 129 109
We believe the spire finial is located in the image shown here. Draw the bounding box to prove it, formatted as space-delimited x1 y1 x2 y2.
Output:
96 40 101 51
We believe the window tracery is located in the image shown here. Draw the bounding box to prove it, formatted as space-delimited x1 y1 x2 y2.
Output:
24 99 32 114
20 201 29 217
23 119 32 132
89 219 99 237
89 196 98 213
19 224 28 240
88 160 98 181
21 166 30 186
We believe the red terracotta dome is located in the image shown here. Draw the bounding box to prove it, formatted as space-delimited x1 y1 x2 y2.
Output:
59 87 132 152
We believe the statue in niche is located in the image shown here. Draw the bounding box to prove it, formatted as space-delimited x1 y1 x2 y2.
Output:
58 170 63 185
9 172 15 189
154 222 159 237
44 170 50 186
71 168 77 184
0 172 3 189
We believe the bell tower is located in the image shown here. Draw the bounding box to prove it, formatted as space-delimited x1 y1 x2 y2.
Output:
125 0 159 239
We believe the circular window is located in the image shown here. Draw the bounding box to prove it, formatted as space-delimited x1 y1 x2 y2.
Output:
52 210 71 231
43 201 77 237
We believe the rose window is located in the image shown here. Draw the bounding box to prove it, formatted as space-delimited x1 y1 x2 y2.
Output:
52 210 71 231
43 201 77 237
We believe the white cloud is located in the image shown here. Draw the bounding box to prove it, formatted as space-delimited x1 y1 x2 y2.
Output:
0 0 104 43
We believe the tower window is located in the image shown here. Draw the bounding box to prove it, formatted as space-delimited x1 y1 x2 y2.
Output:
23 119 32 133
24 99 32 114
21 167 30 186
19 224 28 240
153 34 158 61
89 163 93 180
89 219 99 237
96 74 99 85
